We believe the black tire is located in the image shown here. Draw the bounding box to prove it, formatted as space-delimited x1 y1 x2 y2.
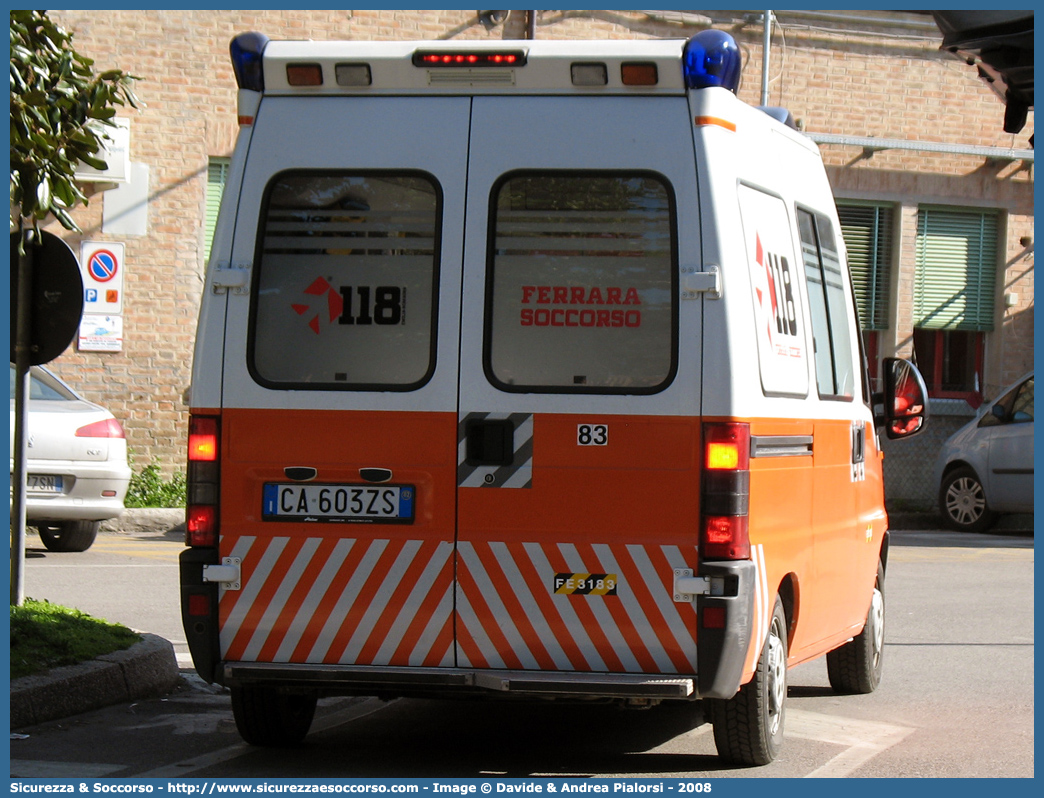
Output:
939 466 996 533
709 595 788 766
37 520 100 552
230 685 317 747
827 559 885 694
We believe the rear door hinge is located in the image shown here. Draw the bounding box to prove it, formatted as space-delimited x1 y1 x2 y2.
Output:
203 557 241 590
211 262 251 295
680 265 721 300
673 568 725 602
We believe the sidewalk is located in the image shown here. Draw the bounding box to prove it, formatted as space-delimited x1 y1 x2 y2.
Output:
11 508 185 731
10 633 180 729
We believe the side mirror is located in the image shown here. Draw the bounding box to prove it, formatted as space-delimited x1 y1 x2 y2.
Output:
879 357 929 440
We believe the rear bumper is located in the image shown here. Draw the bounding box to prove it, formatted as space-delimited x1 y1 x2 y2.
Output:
222 661 697 701
12 460 131 523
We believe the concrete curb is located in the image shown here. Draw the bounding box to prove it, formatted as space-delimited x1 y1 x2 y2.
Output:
887 511 1034 532
101 507 185 537
10 633 180 729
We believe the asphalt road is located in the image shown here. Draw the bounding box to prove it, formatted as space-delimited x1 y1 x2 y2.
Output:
11 525 1034 778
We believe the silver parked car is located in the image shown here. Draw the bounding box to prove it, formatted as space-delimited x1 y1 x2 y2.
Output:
933 371 1034 532
9 365 132 551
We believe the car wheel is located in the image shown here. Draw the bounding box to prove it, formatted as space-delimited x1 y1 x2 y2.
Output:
940 466 996 533
37 520 101 552
231 685 317 747
827 559 885 694
709 595 788 766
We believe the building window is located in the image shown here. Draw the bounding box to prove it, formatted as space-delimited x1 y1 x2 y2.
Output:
838 203 892 331
914 207 998 330
913 329 985 403
204 158 230 263
913 207 998 402
838 202 893 383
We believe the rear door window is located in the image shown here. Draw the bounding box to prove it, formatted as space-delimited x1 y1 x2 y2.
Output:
485 172 677 393
249 171 441 390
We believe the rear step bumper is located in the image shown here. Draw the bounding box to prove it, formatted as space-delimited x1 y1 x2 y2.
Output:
223 662 696 700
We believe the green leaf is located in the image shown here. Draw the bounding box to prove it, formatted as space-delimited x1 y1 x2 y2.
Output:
79 153 108 170
35 177 51 210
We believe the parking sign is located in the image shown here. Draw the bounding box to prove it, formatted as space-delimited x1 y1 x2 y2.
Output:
79 241 125 314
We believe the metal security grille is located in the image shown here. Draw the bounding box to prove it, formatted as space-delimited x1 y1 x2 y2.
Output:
838 203 893 331
914 207 998 331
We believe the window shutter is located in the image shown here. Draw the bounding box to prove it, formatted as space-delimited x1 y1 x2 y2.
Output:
914 208 998 331
204 158 230 263
838 203 892 330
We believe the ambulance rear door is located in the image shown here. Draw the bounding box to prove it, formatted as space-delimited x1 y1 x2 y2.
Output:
214 96 469 668
455 95 704 677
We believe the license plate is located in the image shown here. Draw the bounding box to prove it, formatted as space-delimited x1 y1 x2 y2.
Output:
27 475 63 494
262 483 414 524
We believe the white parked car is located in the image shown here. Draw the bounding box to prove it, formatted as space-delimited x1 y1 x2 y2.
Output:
9 364 132 551
933 371 1034 532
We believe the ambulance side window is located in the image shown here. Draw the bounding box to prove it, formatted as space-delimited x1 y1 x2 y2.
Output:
798 208 855 400
485 171 677 393
248 171 440 391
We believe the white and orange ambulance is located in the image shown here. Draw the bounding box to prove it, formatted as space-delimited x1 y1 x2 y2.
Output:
181 29 928 765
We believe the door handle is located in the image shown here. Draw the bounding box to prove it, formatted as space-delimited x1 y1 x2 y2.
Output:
464 418 515 467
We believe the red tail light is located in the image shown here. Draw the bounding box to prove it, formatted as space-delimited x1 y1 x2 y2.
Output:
75 418 125 438
701 515 751 560
700 422 750 561
187 593 211 617
187 414 220 548
186 505 217 547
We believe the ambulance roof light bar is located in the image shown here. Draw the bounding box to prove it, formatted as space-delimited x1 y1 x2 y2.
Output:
231 31 271 92
682 29 742 93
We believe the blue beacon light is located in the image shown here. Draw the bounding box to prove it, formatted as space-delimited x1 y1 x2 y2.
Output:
230 31 271 92
682 30 742 93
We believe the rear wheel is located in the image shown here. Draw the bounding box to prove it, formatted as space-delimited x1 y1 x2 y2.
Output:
827 559 885 694
709 595 788 766
37 520 100 552
230 685 317 747
940 466 996 533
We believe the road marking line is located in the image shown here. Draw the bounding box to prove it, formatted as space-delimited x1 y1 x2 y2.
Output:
785 708 915 777
134 697 391 777
10 760 124 778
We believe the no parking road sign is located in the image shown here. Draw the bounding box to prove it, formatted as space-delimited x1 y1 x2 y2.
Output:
80 241 125 314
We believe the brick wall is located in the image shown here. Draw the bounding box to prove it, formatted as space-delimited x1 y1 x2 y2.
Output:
40 10 1033 478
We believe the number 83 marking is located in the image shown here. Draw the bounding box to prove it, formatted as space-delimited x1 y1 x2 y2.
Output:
577 423 608 446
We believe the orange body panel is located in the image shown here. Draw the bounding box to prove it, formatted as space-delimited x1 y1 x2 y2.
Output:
211 407 884 680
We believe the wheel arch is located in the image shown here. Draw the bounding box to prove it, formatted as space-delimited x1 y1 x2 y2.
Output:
776 572 798 647
939 458 987 489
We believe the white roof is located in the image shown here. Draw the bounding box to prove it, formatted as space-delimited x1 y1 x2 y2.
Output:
260 37 690 95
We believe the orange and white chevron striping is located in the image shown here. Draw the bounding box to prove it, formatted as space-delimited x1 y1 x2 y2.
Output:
219 535 699 675
456 540 699 674
219 535 456 667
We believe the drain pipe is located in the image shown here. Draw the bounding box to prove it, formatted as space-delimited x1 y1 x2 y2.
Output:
526 10 536 39
761 10 773 106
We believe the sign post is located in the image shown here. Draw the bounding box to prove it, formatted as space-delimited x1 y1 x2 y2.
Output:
9 230 84 605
